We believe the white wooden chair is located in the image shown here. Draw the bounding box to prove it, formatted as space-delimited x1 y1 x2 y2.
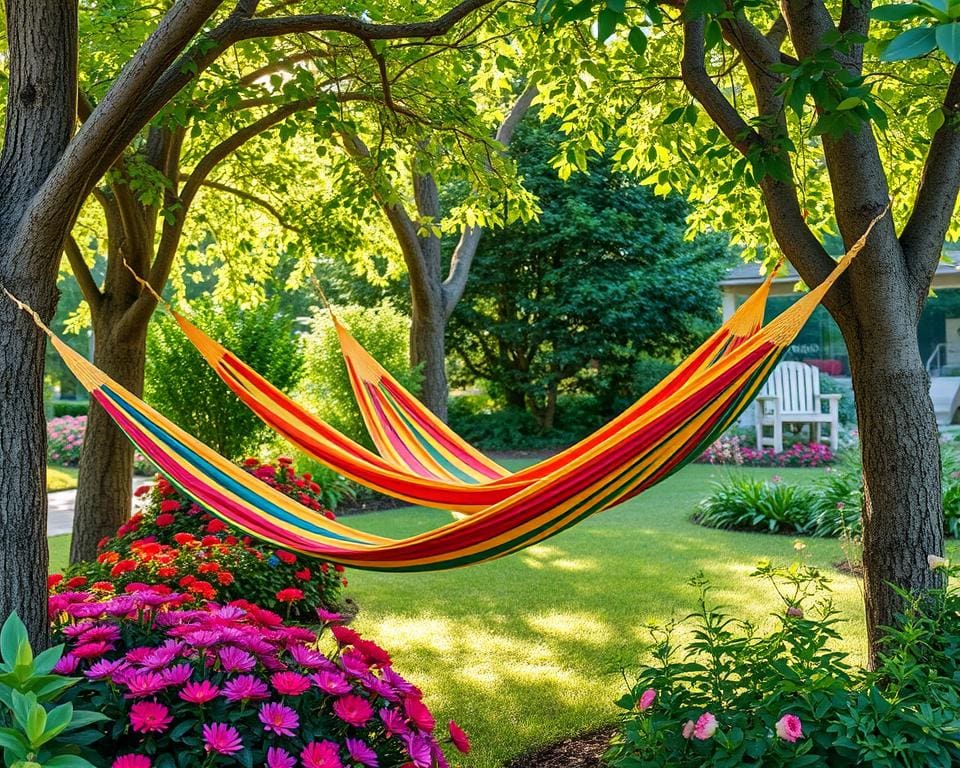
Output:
754 361 841 453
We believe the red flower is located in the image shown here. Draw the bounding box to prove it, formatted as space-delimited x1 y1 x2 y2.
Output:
242 457 260 467
159 499 180 513
110 559 137 577
66 576 88 589
198 562 220 574
217 571 234 586
224 535 239 546
403 696 435 731
92 581 115 592
133 484 152 497
330 625 361 646
47 574 63 588
207 519 228 534
154 513 175 527
294 568 312 581
179 575 196 587
189 581 216 600
334 564 345 573
449 721 471 753
98 551 120 564
276 588 304 604
97 536 112 550
173 533 196 546
278 456 293 466
155 479 173 496
355 639 391 668
275 550 297 565
157 567 178 578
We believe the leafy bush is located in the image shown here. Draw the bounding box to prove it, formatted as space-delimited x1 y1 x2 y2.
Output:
606 561 960 768
819 374 856 426
47 415 154 474
0 612 109 768
693 475 818 534
146 297 302 460
53 459 345 621
48 587 469 768
298 304 420 450
53 400 89 418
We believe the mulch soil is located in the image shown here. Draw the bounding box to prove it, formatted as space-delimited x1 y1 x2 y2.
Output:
503 728 616 768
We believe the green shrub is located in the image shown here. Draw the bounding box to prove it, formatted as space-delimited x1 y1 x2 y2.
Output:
606 562 960 768
146 297 302 460
693 474 818 534
819 374 856 426
298 304 420 450
52 399 88 418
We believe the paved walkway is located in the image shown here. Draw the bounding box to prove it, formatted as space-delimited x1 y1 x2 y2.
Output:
48 477 153 536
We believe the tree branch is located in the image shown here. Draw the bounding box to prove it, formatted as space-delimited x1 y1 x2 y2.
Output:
900 65 960 290
201 180 304 234
63 234 102 312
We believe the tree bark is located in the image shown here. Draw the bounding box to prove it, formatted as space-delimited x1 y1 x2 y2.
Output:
410 288 449 421
70 306 147 563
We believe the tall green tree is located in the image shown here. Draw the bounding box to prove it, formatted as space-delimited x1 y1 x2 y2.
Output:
0 0 496 646
448 122 730 429
535 0 960 664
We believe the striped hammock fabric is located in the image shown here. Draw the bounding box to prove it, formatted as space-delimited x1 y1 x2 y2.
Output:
170 265 776 512
23 241 858 572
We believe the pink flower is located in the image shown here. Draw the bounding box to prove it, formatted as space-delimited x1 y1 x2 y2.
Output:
403 696 435 731
267 747 297 768
317 608 343 623
693 712 718 740
272 670 312 696
301 741 343 768
333 694 374 727
162 663 193 686
380 707 407 737
259 702 300 737
449 721 470 753
130 701 172 733
313 670 352 695
222 674 270 702
203 722 243 755
122 670 167 698
219 646 256 673
112 756 151 768
346 738 379 767
682 720 696 739
775 713 803 743
180 679 220 704
638 688 656 711
401 732 433 768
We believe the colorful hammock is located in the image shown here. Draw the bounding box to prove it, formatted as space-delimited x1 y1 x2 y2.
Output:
169 266 775 512
16 231 861 571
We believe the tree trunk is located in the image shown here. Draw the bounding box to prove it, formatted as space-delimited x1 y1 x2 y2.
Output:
843 309 944 669
70 306 147 563
410 293 449 421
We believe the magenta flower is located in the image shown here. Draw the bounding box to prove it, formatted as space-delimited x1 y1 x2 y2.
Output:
289 644 329 669
401 732 433 768
221 674 270 702
775 713 803 742
380 707 407 737
203 722 243 755
403 696 435 732
317 608 343 623
340 649 371 677
271 670 311 696
346 738 379 767
267 747 296 768
259 701 300 737
84 658 127 679
301 741 343 768
333 694 373 727
122 670 167 698
219 646 256 673
162 663 193 686
313 670 352 695
638 688 656 711
693 712 718 740
53 654 80 674
112 756 151 768
129 701 172 734
180 679 220 704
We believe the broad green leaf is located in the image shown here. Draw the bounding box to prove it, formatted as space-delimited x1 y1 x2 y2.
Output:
0 727 28 753
25 703 47 746
43 756 99 768
870 2 931 20
33 703 73 746
836 96 863 110
937 21 960 61
928 107 947 131
627 26 647 56
0 614 28 669
597 8 620 42
30 646 64 677
63 710 109 731
880 25 938 60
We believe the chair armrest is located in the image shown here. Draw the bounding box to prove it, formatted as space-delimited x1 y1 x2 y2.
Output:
755 394 780 416
817 393 841 416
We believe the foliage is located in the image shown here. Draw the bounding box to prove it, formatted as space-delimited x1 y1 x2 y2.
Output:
819 375 856 427
53 401 89 418
146 298 302 460
47 416 153 475
290 455 360 512
298 305 421 450
447 122 731 427
697 436 835 468
0 612 108 768
693 475 819 534
48 587 469 768
53 461 344 621
606 561 960 768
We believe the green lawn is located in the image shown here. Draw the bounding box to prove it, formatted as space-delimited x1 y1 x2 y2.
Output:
47 465 78 492
50 463 871 767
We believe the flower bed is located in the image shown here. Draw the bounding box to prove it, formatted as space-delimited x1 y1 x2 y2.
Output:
48 414 154 473
54 458 345 620
38 585 468 767
697 435 834 468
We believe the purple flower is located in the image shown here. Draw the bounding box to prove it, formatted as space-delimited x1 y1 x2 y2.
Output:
219 646 256 673
267 747 296 768
259 702 300 737
401 732 433 768
162 663 193 686
312 670 352 695
221 674 270 702
380 707 407 737
346 738 379 767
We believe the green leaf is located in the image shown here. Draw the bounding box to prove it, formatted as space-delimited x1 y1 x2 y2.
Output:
597 8 621 42
63 710 109 731
43 756 99 768
627 26 647 56
836 96 863 110
30 645 64 677
25 702 47 746
0 727 28 753
0 614 28 669
928 106 947 131
880 25 938 60
870 3 931 20
937 21 960 61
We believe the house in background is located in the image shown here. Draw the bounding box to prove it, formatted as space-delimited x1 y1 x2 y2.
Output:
721 259 960 426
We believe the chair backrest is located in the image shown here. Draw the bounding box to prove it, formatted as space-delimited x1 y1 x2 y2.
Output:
759 361 821 413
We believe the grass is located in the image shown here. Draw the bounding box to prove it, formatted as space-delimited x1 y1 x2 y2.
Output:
45 463 877 767
47 465 78 492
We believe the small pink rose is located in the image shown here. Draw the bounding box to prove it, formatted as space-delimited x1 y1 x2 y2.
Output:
786 606 804 618
637 688 656 711
775 713 803 743
693 712 718 740
682 720 695 739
